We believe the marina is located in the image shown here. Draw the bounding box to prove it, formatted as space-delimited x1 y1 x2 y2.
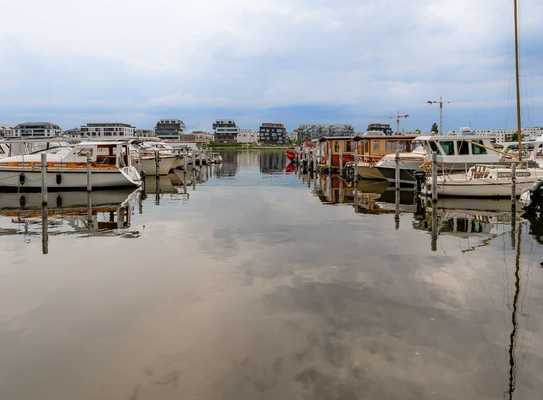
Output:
1 149 543 399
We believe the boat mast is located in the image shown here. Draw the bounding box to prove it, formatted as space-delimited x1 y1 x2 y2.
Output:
514 0 522 161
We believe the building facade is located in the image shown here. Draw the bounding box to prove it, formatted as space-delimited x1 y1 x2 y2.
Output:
179 131 214 144
237 129 258 144
295 124 354 142
367 123 393 135
12 122 62 137
135 129 156 138
213 120 239 144
258 123 287 144
0 126 14 137
155 119 186 139
80 123 135 138
448 127 543 145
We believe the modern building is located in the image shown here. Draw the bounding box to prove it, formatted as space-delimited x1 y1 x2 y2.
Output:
155 119 186 139
179 131 214 144
213 120 239 144
258 123 288 145
448 127 543 145
0 125 14 137
367 123 393 135
80 123 135 138
237 129 258 144
135 129 156 138
13 122 63 137
294 124 354 142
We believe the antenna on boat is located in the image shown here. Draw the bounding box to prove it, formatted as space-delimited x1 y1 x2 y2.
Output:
427 97 453 135
514 0 523 161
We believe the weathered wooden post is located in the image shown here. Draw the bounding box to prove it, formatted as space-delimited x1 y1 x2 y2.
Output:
41 152 48 205
395 150 400 230
431 201 438 251
154 150 160 178
395 150 400 193
41 202 48 255
339 142 344 175
431 151 438 203
86 154 92 192
511 162 517 206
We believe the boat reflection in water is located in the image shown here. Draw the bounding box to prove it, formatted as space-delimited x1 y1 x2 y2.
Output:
260 150 288 174
312 173 416 215
0 189 141 253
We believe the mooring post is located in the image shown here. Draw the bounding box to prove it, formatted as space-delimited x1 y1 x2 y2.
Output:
511 162 517 205
86 154 92 192
154 150 160 178
431 151 438 203
395 150 400 193
431 201 438 252
41 203 48 255
41 152 48 205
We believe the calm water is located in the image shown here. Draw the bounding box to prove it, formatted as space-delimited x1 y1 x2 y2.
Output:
1 150 543 400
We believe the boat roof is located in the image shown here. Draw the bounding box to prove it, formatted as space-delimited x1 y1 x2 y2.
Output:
318 136 356 142
415 134 497 141
353 134 417 141
79 141 129 146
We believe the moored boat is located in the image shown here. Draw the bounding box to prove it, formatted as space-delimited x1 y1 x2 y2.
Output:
0 141 141 191
425 164 543 198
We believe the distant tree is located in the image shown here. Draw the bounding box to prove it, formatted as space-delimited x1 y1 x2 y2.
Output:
415 129 421 135
431 122 439 134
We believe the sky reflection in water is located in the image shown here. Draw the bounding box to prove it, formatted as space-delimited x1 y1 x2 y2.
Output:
1 150 543 400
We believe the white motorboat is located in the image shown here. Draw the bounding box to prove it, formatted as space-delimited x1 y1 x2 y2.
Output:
425 164 543 198
0 141 141 191
375 134 510 184
132 141 184 175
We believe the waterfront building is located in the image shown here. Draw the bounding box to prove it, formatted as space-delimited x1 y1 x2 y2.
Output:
179 131 214 144
135 129 156 138
80 123 135 138
213 120 239 144
367 123 393 135
447 127 543 145
12 122 62 137
258 123 288 145
295 124 354 142
155 119 186 139
0 125 14 137
237 129 258 144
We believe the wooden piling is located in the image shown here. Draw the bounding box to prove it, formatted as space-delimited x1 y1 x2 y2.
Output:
431 151 438 203
154 150 160 178
41 152 48 205
86 154 92 192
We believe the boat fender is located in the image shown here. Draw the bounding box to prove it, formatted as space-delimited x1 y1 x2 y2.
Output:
56 195 63 208
19 173 25 185
56 174 62 185
19 195 26 207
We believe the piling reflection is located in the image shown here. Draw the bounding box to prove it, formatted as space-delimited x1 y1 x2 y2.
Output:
0 189 140 249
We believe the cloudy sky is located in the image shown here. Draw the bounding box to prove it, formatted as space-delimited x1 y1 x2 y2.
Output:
0 0 541 132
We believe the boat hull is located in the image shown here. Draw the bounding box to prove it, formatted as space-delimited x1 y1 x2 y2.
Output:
0 167 140 192
356 165 386 180
135 157 177 176
426 181 535 198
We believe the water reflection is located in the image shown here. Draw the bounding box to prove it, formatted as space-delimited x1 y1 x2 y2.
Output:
0 189 139 251
2 151 543 400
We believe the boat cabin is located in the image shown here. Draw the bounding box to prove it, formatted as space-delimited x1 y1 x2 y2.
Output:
353 134 417 165
318 136 356 170
414 135 500 164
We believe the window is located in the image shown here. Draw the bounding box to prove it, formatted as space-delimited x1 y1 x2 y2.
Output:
344 141 351 152
372 141 380 154
429 141 440 154
440 141 455 155
364 141 369 154
334 142 340 153
471 140 487 154
458 141 470 155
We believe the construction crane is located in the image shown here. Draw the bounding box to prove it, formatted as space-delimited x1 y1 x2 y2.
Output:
388 113 409 133
426 97 453 135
